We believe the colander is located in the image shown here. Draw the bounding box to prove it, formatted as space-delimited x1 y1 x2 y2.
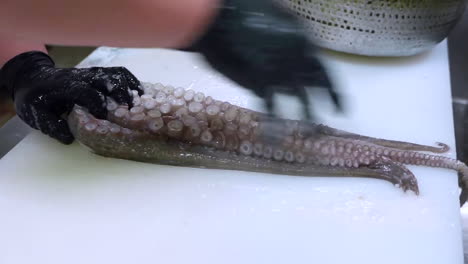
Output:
276 0 467 56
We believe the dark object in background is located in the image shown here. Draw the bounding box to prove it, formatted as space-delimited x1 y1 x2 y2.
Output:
184 0 342 120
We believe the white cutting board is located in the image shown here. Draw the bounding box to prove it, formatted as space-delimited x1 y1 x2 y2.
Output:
0 42 463 264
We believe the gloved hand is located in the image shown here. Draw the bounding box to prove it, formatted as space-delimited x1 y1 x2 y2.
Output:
0 51 142 144
184 0 342 119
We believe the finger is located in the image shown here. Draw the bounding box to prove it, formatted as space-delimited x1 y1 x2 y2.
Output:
327 88 343 112
109 86 134 108
300 55 343 112
89 67 140 107
295 84 313 120
88 76 134 108
106 68 140 108
25 105 74 144
73 86 108 120
317 74 343 112
118 67 144 95
314 72 343 112
0 0 218 49
14 103 39 130
41 116 75 144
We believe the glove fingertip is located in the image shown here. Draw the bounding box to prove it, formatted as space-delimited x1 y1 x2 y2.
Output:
74 87 109 120
77 100 107 120
88 105 108 120
330 93 343 112
55 133 75 145
43 118 75 145
121 68 144 96
110 88 134 109
135 86 144 96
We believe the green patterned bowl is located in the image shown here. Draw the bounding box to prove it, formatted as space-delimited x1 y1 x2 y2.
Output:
277 0 467 56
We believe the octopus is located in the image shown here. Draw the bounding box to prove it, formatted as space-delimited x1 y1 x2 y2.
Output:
67 81 468 206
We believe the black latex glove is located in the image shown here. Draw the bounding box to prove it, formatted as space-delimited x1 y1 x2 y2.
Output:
184 0 342 119
0 51 143 144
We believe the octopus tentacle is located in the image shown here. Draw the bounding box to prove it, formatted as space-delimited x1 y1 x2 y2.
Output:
67 81 468 205
68 106 418 193
316 125 449 154
367 156 419 194
357 143 468 197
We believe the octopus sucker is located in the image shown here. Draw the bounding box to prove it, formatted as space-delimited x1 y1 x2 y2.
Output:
317 124 450 154
67 82 468 206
